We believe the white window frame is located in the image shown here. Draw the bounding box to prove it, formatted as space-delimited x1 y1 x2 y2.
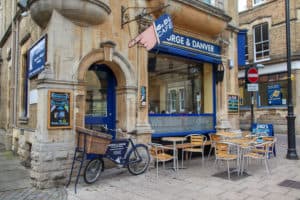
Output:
253 0 266 6
253 23 270 62
168 87 185 113
168 89 177 113
178 88 185 112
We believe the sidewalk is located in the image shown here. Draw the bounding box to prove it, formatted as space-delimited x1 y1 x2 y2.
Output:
0 143 67 200
67 134 300 200
1 135 300 200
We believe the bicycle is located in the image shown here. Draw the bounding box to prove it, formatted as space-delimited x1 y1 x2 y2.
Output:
67 126 150 193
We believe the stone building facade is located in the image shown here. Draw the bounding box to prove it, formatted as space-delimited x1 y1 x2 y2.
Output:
238 0 300 134
0 0 239 188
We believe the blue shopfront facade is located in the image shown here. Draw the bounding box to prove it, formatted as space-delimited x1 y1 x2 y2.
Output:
148 32 222 138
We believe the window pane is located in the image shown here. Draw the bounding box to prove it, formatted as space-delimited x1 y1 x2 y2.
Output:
256 43 262 52
148 53 204 114
255 26 262 42
262 24 268 40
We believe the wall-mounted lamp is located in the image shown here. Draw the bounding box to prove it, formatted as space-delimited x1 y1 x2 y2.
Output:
216 63 225 84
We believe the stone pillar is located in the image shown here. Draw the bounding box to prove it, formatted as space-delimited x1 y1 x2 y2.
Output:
135 47 153 143
30 81 77 188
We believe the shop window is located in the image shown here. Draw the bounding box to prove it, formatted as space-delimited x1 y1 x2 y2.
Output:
239 73 288 107
253 23 269 62
148 53 204 114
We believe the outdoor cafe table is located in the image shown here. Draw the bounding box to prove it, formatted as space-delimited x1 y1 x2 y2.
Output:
161 137 186 171
222 137 258 175
217 131 241 139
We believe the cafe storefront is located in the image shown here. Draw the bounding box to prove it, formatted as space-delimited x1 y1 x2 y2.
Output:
148 33 222 138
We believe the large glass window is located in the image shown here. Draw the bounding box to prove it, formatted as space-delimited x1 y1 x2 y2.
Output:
148 53 204 114
239 72 288 107
254 23 269 61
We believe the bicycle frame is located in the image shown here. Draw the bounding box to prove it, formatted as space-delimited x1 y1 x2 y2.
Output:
86 138 138 166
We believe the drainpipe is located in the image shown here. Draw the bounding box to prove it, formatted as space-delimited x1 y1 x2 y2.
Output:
11 2 21 128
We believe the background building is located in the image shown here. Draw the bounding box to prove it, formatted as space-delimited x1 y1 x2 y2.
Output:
238 0 300 134
0 0 239 188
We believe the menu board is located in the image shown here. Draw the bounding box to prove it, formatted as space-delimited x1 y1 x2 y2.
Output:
48 90 72 129
228 94 239 114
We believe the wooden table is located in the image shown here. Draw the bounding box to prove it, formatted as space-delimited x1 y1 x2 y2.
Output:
161 137 186 171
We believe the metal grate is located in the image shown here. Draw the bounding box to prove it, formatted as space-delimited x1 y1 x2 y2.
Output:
278 180 300 190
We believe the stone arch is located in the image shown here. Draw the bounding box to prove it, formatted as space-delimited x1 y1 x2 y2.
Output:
76 43 138 131
77 48 136 88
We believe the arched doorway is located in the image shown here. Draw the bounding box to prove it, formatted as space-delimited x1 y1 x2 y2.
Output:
84 64 117 138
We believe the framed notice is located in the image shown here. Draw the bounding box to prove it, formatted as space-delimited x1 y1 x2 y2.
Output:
28 35 47 78
228 94 239 114
48 90 72 129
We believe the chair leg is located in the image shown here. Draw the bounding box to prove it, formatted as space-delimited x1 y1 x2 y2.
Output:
201 152 204 166
227 160 231 180
208 146 213 158
156 160 159 179
264 158 270 174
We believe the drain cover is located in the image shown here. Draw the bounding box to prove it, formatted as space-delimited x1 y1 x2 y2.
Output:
278 180 300 190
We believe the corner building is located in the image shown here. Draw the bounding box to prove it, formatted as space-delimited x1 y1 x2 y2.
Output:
0 0 239 188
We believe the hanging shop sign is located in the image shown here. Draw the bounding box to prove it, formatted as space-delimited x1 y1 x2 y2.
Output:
268 84 282 105
48 90 73 129
28 35 47 78
228 94 239 114
128 14 173 50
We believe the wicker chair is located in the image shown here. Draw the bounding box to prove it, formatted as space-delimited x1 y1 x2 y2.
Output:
182 134 207 166
241 141 273 175
214 142 238 180
208 134 221 158
149 143 175 178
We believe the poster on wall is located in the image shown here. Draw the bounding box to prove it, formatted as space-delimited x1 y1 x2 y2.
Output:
228 94 239 114
28 35 47 78
268 84 282 105
140 86 146 106
48 90 72 129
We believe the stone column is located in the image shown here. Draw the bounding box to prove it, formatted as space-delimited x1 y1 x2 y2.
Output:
135 47 153 143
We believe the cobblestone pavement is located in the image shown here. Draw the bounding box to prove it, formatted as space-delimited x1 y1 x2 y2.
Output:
67 134 300 200
0 144 67 200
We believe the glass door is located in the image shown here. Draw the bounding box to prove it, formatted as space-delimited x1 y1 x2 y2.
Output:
85 64 117 138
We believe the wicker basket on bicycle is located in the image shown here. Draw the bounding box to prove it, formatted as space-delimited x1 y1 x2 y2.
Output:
76 126 112 154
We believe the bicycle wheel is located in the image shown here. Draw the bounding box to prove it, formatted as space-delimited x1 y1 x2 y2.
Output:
83 158 104 184
127 144 150 175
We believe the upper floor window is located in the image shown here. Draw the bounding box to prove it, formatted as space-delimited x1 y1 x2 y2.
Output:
253 0 266 6
253 23 269 62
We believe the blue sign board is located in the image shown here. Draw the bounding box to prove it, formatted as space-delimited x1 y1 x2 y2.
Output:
161 32 221 58
251 123 274 136
28 35 47 78
153 14 173 44
268 84 282 105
